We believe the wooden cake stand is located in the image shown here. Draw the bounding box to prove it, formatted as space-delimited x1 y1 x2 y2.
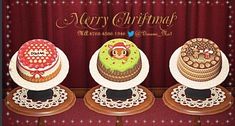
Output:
5 85 76 126
163 84 234 126
84 85 155 126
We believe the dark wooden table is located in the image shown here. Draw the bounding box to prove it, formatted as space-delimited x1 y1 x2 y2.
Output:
163 84 234 126
84 85 155 126
5 85 76 126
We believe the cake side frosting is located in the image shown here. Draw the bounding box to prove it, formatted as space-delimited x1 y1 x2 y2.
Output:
17 56 61 78
177 38 222 81
17 39 61 82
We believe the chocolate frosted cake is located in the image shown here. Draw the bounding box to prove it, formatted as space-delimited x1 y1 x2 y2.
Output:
177 38 222 81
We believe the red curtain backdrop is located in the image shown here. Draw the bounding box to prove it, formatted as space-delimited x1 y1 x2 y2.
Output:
2 0 235 89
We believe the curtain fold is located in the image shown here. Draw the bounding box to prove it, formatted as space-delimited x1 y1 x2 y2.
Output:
2 0 235 89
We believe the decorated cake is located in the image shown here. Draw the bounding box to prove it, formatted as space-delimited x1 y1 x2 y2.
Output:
97 38 142 82
17 39 61 83
177 38 222 81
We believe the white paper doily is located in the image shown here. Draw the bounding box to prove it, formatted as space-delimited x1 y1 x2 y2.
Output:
89 49 149 90
171 85 226 108
9 48 69 91
92 86 147 109
12 86 68 109
169 47 229 89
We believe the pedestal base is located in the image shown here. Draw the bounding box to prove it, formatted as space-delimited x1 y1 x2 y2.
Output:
163 84 234 115
27 89 53 102
185 88 211 100
106 89 132 101
5 85 76 117
84 85 155 116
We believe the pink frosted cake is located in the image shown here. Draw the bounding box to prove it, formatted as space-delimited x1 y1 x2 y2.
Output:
16 39 61 83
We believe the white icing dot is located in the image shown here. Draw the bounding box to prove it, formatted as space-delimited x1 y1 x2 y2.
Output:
197 38 202 41
34 59 37 63
35 74 40 78
38 59 42 63
29 60 33 63
43 59 46 63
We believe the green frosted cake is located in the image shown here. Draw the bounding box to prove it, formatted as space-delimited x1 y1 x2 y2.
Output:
97 38 142 82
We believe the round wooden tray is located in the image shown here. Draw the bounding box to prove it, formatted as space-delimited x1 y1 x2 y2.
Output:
84 85 155 116
5 85 76 117
163 84 234 115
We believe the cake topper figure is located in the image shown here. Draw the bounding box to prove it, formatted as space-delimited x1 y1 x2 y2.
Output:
109 42 130 60
191 45 199 59
204 49 213 59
